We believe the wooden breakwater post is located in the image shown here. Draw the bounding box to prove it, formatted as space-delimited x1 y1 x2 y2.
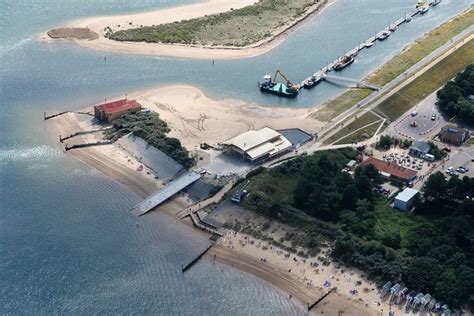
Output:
307 287 337 312
182 243 215 273
44 111 69 120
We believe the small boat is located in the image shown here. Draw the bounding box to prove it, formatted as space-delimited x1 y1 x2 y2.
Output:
420 5 429 14
432 0 441 6
378 30 391 41
303 74 322 89
416 0 426 8
365 41 374 48
333 54 355 71
405 14 412 22
389 24 398 32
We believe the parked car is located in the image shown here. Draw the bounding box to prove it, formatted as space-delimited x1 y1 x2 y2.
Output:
431 114 436 121
411 111 418 117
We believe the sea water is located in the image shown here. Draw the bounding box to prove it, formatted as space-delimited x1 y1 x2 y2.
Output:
0 0 471 314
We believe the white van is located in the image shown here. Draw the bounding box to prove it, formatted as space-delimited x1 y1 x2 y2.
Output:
423 153 435 162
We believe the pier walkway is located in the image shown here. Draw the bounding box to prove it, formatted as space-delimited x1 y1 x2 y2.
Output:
296 2 437 91
130 171 202 216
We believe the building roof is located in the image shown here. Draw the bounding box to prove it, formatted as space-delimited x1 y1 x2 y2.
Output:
95 99 141 114
224 127 282 151
223 127 292 160
395 188 419 203
361 157 417 181
410 141 430 154
347 160 357 167
246 136 292 160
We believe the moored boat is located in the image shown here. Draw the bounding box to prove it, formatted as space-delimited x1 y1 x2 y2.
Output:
432 0 441 6
365 41 374 48
416 0 426 8
333 54 355 71
420 5 429 14
378 30 391 41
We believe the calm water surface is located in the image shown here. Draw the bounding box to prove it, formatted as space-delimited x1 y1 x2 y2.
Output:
0 0 471 314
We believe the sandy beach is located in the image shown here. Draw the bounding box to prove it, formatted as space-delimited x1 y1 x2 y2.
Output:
209 231 394 316
41 0 335 59
128 84 323 149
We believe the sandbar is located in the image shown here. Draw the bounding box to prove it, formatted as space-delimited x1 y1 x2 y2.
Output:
42 0 335 59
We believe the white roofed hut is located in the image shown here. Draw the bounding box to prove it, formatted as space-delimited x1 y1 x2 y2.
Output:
421 294 431 311
389 284 401 302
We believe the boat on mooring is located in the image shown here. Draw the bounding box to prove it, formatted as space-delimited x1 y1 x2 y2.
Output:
378 30 391 41
432 0 441 6
365 41 374 48
416 0 426 8
303 74 323 89
420 5 429 14
258 70 299 98
333 54 355 71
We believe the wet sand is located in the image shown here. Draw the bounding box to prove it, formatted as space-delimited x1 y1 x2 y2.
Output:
209 231 394 316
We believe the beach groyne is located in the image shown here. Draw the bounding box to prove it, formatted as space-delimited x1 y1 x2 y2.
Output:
64 141 113 151
182 243 215 273
44 110 93 120
308 287 337 311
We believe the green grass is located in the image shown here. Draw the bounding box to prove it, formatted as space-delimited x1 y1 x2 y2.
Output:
368 9 474 86
377 39 474 121
324 111 380 145
108 0 323 47
244 170 298 205
312 89 373 122
373 202 419 248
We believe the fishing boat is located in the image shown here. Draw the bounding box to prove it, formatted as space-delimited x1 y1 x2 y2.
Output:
365 41 374 48
333 54 355 71
389 24 398 32
432 0 441 6
378 30 391 41
405 13 412 22
420 5 429 14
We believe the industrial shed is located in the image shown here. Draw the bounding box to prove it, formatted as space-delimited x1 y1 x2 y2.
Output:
222 127 293 163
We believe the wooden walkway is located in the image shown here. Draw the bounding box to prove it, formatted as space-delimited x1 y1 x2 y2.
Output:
296 2 436 90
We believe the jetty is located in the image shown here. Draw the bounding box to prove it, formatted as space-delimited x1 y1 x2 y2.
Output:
266 1 439 95
130 171 202 216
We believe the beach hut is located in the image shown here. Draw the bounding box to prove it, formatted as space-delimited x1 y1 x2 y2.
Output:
411 293 424 311
389 284 400 302
427 298 437 311
404 290 417 312
397 287 408 305
380 281 392 298
421 294 431 311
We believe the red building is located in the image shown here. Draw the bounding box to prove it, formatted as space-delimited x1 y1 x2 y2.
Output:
94 99 141 123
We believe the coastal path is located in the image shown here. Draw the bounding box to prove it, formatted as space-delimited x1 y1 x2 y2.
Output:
130 171 201 216
176 180 236 219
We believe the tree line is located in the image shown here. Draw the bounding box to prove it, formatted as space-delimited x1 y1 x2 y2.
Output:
437 64 474 123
